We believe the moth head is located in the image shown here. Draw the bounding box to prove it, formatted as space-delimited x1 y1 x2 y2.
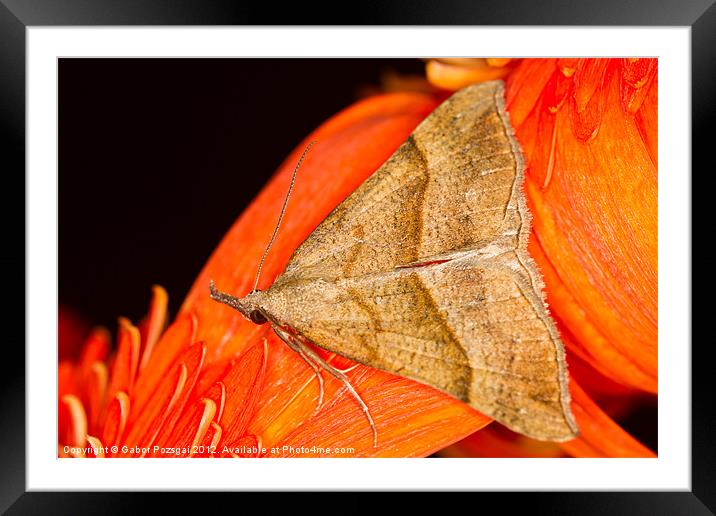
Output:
247 305 268 325
209 280 269 326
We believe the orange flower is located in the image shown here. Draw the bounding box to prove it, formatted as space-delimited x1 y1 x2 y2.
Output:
59 58 657 459
427 58 657 458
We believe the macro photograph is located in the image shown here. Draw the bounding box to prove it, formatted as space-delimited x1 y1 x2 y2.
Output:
57 57 658 460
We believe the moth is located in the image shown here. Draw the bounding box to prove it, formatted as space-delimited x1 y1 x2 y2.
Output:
210 80 579 446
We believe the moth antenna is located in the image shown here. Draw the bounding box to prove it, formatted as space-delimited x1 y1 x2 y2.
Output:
252 140 317 293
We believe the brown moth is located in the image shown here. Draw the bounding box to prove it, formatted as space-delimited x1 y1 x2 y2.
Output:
210 80 579 446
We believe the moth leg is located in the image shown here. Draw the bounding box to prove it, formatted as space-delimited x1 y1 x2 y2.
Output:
335 364 359 375
294 345 326 414
292 336 378 448
272 326 325 414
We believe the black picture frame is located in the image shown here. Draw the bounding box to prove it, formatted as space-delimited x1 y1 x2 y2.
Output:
1 1 707 513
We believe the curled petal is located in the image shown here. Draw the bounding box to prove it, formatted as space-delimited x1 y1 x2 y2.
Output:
86 362 108 435
188 398 217 457
122 342 205 456
152 391 216 457
149 342 207 451
86 435 105 458
426 59 512 90
102 391 129 451
106 318 140 400
131 312 197 417
60 394 87 448
138 285 169 372
201 422 224 457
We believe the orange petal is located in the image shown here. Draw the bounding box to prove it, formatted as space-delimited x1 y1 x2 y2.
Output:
138 285 169 372
77 327 110 378
620 58 657 115
561 380 655 458
86 435 105 458
106 318 140 401
122 342 205 456
131 312 197 418
59 394 87 447
223 433 262 458
217 340 267 446
148 342 207 450
264 367 491 457
565 346 653 428
58 361 78 399
197 422 223 458
565 343 638 400
250 339 354 449
510 59 657 392
187 398 217 457
527 234 656 391
572 59 611 111
556 58 579 78
635 72 658 167
426 59 512 91
249 341 489 457
188 401 220 457
486 58 513 68
152 382 223 457
86 362 108 435
191 358 232 404
505 58 557 127
122 364 187 457
102 391 129 451
439 424 567 458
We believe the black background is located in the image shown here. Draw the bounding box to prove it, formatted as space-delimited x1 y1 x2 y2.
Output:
59 58 424 329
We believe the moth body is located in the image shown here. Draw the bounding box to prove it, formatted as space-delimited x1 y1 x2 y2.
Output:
210 80 579 443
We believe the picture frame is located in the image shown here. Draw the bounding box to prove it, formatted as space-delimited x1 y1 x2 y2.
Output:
1 0 707 512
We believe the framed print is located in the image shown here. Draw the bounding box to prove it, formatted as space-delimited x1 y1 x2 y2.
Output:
1 0 708 513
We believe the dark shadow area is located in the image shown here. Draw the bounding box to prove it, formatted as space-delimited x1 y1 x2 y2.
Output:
59 58 424 328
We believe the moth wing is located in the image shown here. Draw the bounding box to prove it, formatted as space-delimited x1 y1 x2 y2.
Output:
261 256 578 442
275 80 527 286
260 79 576 440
